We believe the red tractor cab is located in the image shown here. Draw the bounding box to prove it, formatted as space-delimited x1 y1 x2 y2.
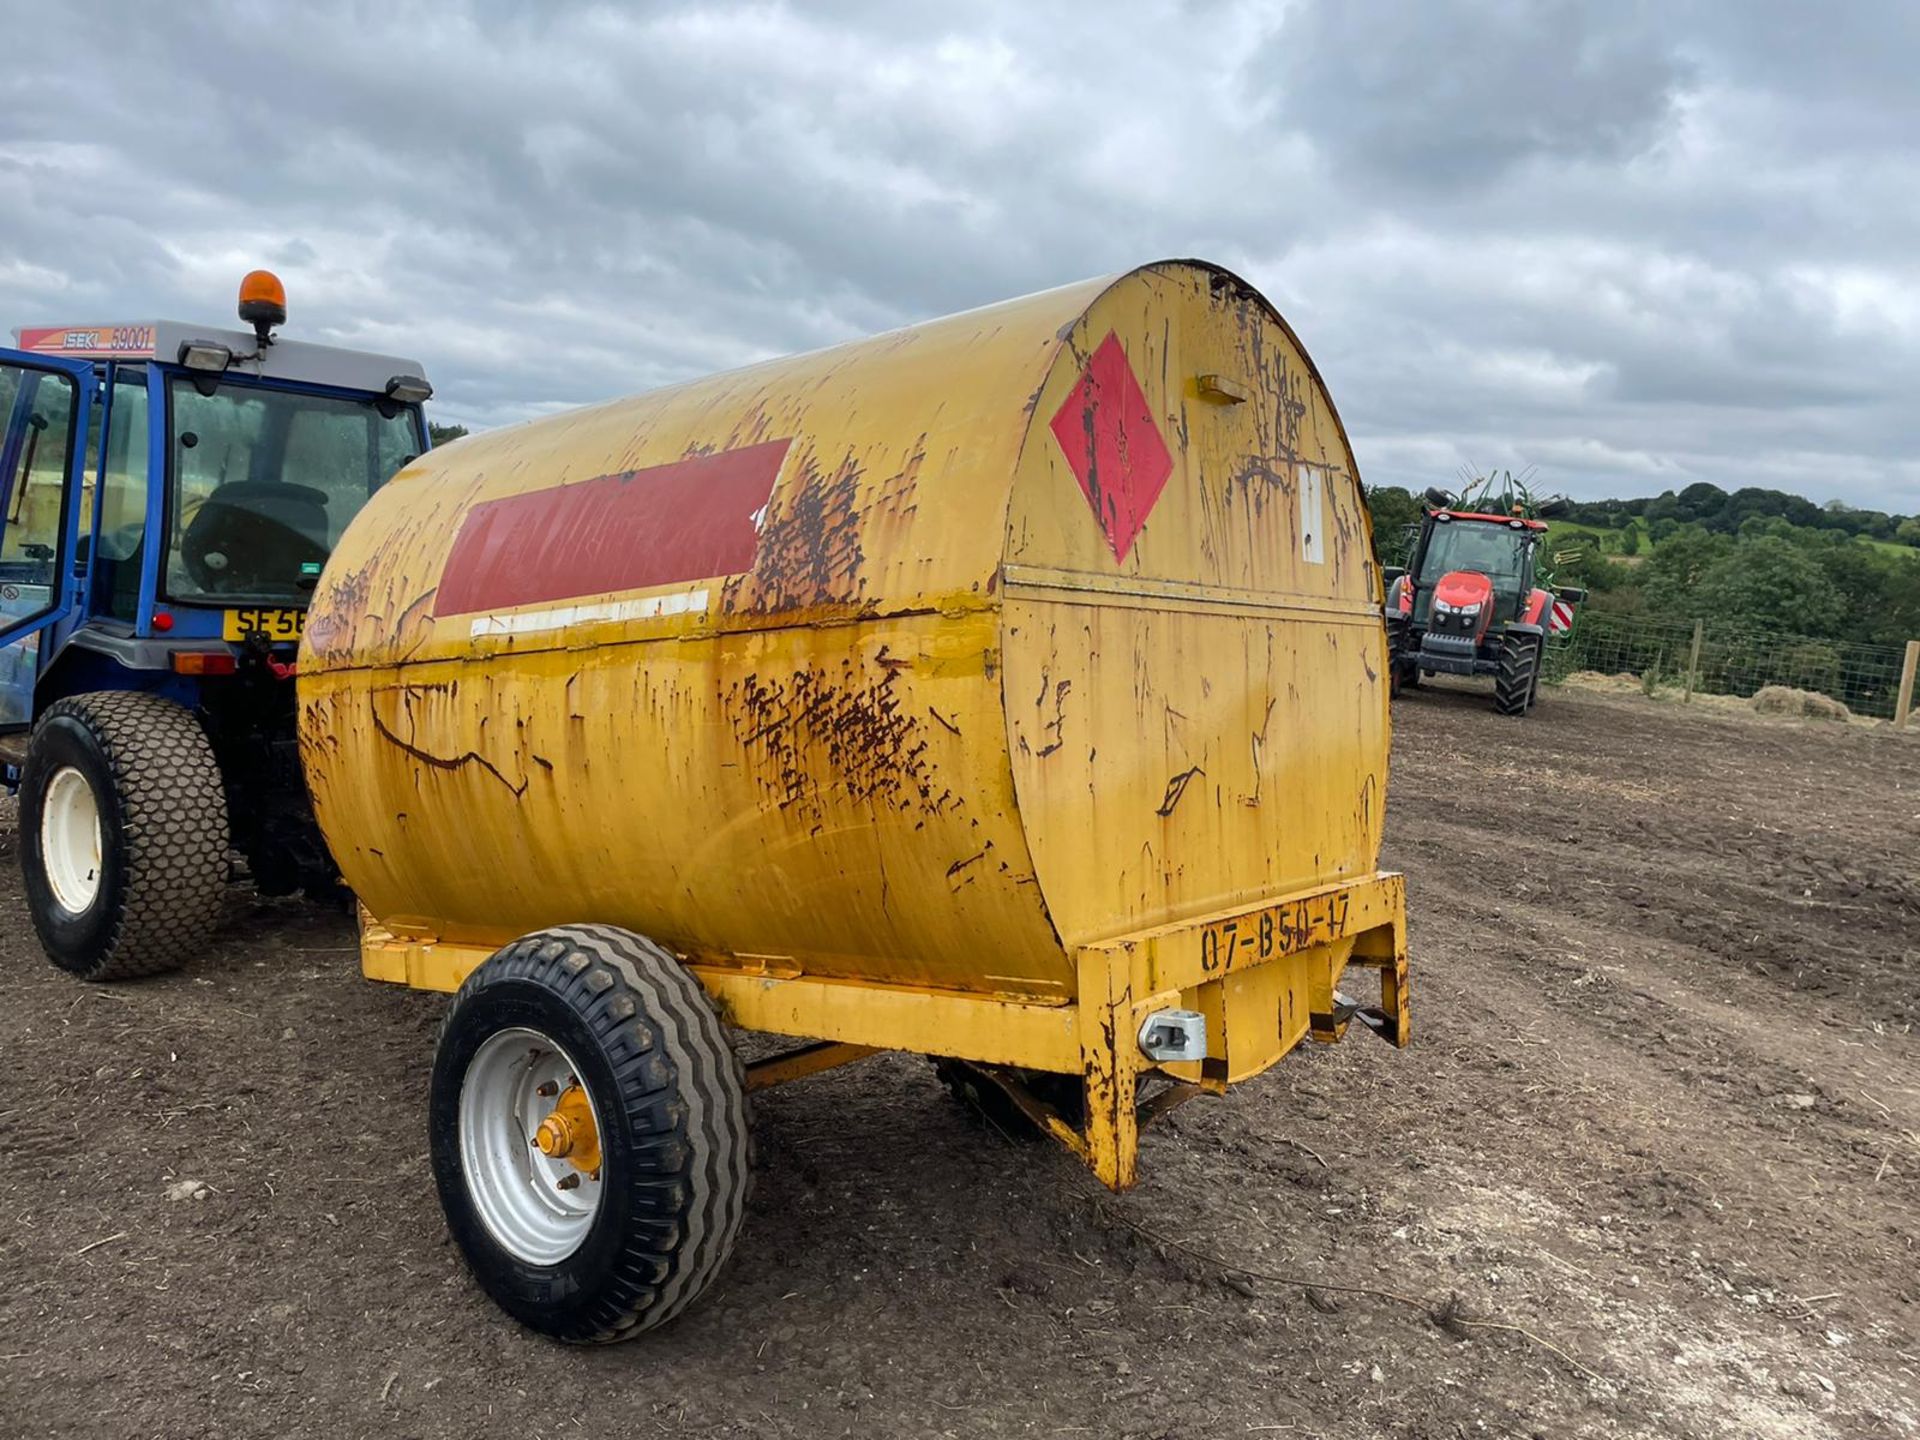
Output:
1383 488 1585 716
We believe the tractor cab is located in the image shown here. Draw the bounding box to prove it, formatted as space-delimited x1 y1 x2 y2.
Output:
1 272 432 979
1383 482 1584 718
1405 509 1544 626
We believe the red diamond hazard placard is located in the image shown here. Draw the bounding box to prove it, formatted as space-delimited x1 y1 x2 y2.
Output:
1048 331 1173 563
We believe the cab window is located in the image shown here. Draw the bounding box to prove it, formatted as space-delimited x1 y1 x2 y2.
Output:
1418 522 1529 586
92 374 151 622
166 378 418 604
0 364 79 632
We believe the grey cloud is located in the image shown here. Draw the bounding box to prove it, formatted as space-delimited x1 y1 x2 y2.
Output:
1 0 1916 513
1262 0 1690 188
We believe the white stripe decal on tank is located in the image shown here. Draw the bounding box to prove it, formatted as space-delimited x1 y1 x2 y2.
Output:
468 588 710 639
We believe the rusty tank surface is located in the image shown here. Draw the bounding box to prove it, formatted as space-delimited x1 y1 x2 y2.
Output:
298 259 1409 1342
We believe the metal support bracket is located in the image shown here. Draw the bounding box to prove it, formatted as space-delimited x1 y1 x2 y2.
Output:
1313 918 1409 1048
956 1060 1202 1180
744 1040 880 1092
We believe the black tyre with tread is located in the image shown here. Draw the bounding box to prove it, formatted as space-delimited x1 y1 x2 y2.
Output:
1386 618 1420 697
1494 631 1541 717
19 691 229 980
429 924 753 1343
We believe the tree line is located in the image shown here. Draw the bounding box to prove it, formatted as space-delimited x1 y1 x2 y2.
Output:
1366 481 1920 651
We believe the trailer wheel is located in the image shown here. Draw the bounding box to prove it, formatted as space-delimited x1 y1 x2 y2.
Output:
430 924 752 1343
19 692 229 981
1494 632 1541 717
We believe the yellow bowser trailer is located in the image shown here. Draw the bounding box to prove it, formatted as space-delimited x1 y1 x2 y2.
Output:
297 258 1408 1342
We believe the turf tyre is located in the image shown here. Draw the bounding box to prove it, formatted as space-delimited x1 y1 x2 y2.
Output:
18 691 229 980
430 924 752 1343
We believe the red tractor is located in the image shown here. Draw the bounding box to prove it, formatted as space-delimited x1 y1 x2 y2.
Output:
1384 485 1586 717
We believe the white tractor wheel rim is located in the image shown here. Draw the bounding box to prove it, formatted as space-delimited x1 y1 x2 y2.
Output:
41 766 103 915
459 1027 605 1265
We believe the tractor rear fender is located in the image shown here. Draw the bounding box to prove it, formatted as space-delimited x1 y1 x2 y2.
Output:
32 638 197 719
1520 588 1552 626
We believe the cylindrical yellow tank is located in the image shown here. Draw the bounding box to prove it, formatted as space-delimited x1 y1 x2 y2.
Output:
298 259 1388 1004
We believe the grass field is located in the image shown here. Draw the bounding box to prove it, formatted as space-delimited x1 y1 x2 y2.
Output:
1545 515 1915 562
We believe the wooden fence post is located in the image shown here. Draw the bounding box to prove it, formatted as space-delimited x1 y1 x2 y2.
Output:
1896 639 1920 730
1684 619 1704 704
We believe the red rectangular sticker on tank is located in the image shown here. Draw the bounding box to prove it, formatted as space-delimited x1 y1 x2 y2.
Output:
435 439 791 616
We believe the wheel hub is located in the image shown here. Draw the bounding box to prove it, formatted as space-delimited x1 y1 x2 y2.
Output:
457 1029 605 1265
40 766 103 915
534 1084 602 1175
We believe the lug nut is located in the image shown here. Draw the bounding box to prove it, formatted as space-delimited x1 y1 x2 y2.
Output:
556 1174 581 1191
535 1113 572 1158
535 1081 559 1098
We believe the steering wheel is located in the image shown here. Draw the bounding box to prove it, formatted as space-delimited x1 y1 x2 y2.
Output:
179 481 330 595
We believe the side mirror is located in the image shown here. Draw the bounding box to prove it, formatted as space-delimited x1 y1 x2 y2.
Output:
1537 497 1571 518
1556 586 1587 604
1422 486 1452 508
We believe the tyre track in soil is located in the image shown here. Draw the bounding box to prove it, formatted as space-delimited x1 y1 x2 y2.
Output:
1367 683 1919 1439
0 684 1915 1438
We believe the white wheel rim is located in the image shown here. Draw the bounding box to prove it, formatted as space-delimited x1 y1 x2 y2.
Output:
41 766 103 915
459 1028 605 1265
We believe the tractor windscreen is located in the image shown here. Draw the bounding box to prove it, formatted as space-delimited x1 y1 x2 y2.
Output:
1418 521 1529 591
166 377 418 604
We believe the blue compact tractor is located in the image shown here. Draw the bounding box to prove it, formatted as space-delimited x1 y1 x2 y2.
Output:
1 271 431 979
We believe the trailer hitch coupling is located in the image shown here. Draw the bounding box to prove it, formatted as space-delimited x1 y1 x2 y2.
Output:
1137 1009 1207 1063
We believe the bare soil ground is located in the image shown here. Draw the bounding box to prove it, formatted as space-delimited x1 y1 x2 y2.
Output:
2 683 1916 1439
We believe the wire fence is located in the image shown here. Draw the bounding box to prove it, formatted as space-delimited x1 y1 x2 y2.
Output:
1542 609 1915 720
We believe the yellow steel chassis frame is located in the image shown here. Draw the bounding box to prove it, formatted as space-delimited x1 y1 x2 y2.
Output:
362 871 1407 1191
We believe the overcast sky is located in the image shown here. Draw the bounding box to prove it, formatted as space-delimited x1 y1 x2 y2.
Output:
5 1 1916 510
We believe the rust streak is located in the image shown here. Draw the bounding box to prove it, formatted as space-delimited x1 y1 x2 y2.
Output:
1156 765 1205 818
1035 679 1072 759
368 703 527 798
945 846 990 880
723 655 959 823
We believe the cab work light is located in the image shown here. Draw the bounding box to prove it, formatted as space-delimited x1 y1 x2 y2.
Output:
170 652 238 677
385 374 434 405
177 340 233 372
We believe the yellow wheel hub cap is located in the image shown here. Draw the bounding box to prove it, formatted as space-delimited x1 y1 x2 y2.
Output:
533 1084 602 1176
